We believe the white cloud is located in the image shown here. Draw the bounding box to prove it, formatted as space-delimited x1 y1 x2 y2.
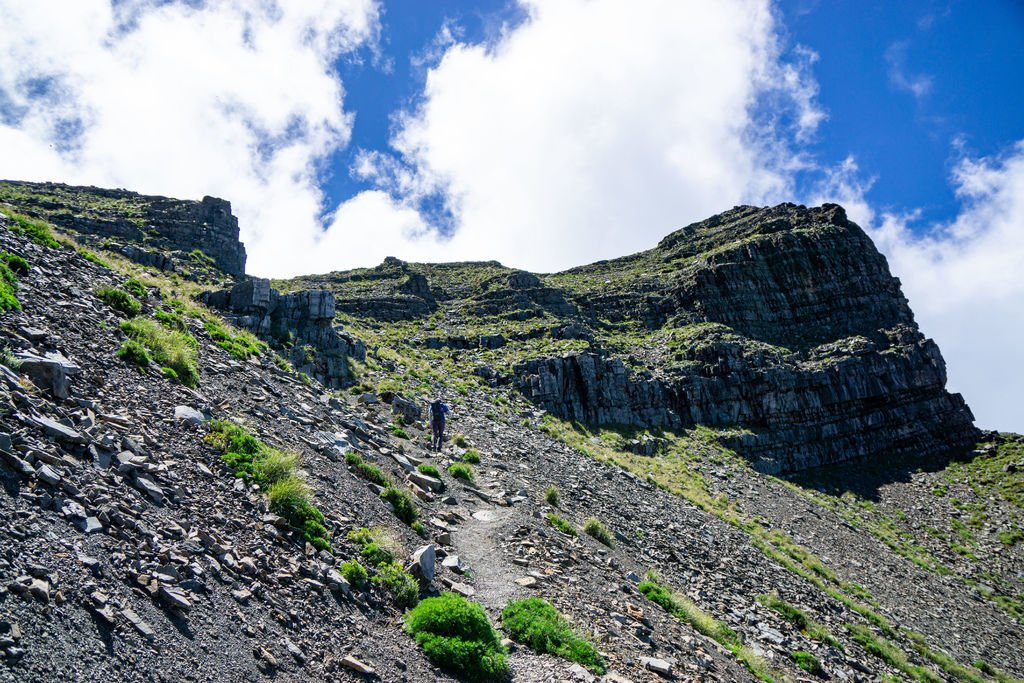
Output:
885 41 933 99
346 0 823 273
0 0 380 274
815 143 1024 432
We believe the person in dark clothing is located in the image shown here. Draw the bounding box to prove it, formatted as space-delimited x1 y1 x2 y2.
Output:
428 397 450 451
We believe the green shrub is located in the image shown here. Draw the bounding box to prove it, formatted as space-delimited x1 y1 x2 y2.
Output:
417 463 441 479
583 517 614 547
448 463 474 482
78 249 109 268
412 521 427 538
124 278 147 298
207 420 330 551
405 593 508 682
381 484 418 525
120 317 198 386
389 424 410 439
154 308 187 331
0 346 21 370
373 561 420 609
545 485 560 507
6 212 59 248
0 252 29 275
547 513 577 536
0 262 21 312
254 449 299 486
203 317 265 360
96 286 141 317
116 339 151 368
340 560 368 589
452 433 469 447
462 449 481 464
345 451 390 487
790 651 824 676
347 527 398 566
501 597 604 672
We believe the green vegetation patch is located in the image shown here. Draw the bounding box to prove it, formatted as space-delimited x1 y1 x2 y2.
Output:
846 624 941 683
405 593 508 682
382 484 419 524
790 651 825 676
116 339 151 369
340 559 368 589
757 594 841 648
345 450 390 487
0 253 24 312
462 448 482 464
417 463 441 479
203 316 265 360
547 513 577 536
120 317 198 387
448 462 474 482
583 517 614 547
96 286 142 317
207 420 330 551
544 484 560 506
501 597 604 673
2 210 59 248
640 572 776 681
372 560 420 609
78 249 110 268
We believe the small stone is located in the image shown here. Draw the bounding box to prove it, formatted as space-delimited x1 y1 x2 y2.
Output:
77 516 103 534
284 638 305 664
173 406 205 426
158 585 191 612
35 464 62 486
450 581 475 598
28 579 49 603
640 657 673 677
121 608 156 641
569 663 596 682
514 576 538 588
341 655 375 675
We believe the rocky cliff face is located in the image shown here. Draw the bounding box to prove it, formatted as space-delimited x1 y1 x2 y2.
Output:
200 278 365 387
0 180 246 277
512 204 977 473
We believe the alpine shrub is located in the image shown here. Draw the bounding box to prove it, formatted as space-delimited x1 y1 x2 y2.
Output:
405 593 508 682
501 597 604 673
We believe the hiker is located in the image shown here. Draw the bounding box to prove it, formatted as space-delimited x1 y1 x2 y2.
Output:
428 397 450 451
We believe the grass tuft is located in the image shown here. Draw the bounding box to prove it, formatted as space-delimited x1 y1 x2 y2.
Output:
501 597 604 672
448 463 474 482
120 317 198 386
583 517 614 547
417 463 441 479
96 286 141 317
462 448 481 464
547 513 577 536
544 484 561 507
4 211 59 248
381 484 418 524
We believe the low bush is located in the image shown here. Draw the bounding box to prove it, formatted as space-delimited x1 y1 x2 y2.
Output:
389 424 410 439
124 277 147 298
120 317 198 386
340 559 368 589
154 308 187 331
547 513 577 536
96 286 141 317
462 449 481 464
116 339 151 369
0 252 29 275
345 451 390 487
203 316 265 360
382 484 418 524
544 485 560 507
405 593 508 682
373 561 420 609
448 463 474 482
417 463 441 479
583 517 614 547
790 651 824 676
208 421 330 551
0 259 21 312
347 527 399 566
452 433 469 447
501 597 604 672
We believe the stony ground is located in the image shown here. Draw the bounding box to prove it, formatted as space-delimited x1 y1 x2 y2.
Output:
0 217 1022 683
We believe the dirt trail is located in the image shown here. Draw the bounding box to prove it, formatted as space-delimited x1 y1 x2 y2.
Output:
452 500 520 612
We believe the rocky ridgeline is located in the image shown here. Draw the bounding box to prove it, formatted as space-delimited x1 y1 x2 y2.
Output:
200 278 366 387
0 180 246 277
287 203 978 474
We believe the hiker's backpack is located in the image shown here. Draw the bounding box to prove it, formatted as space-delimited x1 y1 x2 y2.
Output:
430 400 443 421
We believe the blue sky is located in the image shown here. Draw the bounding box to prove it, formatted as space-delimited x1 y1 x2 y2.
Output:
0 0 1022 431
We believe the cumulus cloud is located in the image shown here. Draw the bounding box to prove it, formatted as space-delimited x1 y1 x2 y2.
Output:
885 41 933 99
345 0 823 272
815 143 1024 432
0 0 380 274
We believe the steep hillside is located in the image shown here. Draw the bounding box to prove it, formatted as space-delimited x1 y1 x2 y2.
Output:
0 181 1020 683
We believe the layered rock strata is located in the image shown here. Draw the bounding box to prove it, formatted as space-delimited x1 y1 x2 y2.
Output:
0 180 246 276
513 204 977 473
201 278 365 387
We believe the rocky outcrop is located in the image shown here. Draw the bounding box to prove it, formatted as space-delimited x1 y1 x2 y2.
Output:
0 181 246 276
513 204 978 473
200 278 365 387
